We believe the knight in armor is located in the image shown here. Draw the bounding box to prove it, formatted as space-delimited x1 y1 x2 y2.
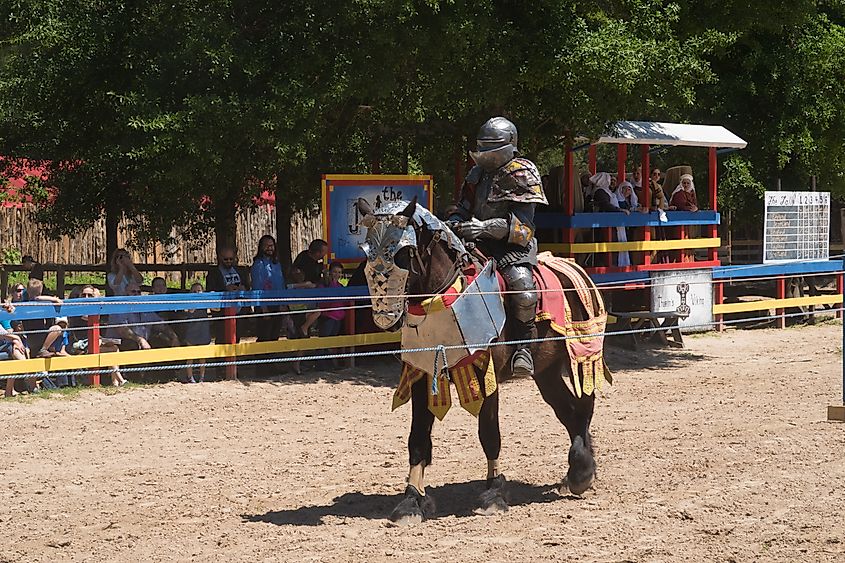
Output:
448 117 548 378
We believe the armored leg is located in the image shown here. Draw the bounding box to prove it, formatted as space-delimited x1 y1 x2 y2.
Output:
500 265 538 377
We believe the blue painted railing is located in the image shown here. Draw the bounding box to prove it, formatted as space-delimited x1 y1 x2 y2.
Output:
535 211 720 229
0 287 371 322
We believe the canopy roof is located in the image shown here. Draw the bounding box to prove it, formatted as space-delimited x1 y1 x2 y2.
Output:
597 121 747 149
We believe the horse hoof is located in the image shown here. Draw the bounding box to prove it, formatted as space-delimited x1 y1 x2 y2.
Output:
560 473 594 496
475 474 509 515
389 485 435 525
564 436 596 496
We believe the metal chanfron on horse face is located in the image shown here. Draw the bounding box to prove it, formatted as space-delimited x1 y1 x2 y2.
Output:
360 216 417 330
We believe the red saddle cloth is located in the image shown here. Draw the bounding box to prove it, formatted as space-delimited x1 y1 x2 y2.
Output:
532 252 611 397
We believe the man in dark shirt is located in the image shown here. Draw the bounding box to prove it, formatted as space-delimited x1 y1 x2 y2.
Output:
206 246 250 343
293 239 328 285
22 255 45 281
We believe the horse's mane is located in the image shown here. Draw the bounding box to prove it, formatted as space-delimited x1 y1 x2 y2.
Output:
375 201 467 257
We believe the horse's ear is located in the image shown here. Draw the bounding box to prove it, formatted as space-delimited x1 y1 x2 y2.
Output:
399 196 417 218
356 198 374 216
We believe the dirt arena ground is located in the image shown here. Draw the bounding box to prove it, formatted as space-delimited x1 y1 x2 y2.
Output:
2 323 845 562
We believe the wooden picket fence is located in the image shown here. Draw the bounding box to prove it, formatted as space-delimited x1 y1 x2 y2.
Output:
0 205 321 266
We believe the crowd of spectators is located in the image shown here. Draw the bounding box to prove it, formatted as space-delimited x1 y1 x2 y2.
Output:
581 166 701 266
2 236 354 395
583 166 700 215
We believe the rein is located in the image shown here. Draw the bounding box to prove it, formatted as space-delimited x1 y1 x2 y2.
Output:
412 229 465 305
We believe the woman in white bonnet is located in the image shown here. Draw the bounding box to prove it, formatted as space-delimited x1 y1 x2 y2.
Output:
670 173 698 211
589 172 630 215
617 180 640 211
589 172 631 266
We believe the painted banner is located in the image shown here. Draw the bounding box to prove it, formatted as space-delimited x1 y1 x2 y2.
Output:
763 191 830 264
321 175 434 263
650 268 713 332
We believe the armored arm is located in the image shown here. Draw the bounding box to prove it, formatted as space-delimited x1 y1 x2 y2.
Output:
455 202 536 245
447 166 484 222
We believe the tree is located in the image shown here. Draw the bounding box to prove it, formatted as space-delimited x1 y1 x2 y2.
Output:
685 0 845 229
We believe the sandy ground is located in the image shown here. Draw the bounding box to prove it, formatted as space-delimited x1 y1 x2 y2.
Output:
1 323 845 562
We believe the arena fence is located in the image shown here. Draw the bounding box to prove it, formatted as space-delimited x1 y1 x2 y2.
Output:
0 270 843 421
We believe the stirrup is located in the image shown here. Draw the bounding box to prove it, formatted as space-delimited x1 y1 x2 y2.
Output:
511 348 534 378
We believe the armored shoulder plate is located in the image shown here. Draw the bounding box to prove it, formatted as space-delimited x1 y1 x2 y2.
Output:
488 158 548 205
465 165 484 184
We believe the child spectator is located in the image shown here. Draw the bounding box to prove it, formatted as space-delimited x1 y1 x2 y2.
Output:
285 266 315 375
1 304 30 397
38 316 70 357
9 283 26 302
299 262 350 368
69 285 125 386
184 283 211 383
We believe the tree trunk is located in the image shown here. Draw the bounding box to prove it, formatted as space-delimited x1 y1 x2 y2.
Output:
214 195 238 257
276 195 293 270
104 197 119 264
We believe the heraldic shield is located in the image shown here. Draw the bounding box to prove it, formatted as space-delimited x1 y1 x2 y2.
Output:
400 260 506 375
453 260 506 354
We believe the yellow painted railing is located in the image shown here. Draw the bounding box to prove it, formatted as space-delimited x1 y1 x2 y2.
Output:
713 294 842 315
540 238 720 254
0 332 402 376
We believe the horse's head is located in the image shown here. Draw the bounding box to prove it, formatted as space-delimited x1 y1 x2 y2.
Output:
357 196 467 331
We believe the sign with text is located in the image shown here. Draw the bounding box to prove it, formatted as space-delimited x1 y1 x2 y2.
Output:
650 269 713 332
321 175 434 263
763 191 830 264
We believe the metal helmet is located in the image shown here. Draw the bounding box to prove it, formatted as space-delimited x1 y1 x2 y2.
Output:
470 116 519 171
476 116 518 151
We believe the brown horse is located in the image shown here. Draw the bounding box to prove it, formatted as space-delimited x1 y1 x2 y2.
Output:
357 197 604 524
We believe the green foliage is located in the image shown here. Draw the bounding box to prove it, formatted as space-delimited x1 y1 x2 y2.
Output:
718 155 767 227
0 247 21 264
0 0 843 248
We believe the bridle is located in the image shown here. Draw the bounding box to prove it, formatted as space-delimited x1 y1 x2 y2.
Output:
409 225 466 302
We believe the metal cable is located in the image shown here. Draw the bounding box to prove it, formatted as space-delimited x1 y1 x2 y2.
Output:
3 305 841 381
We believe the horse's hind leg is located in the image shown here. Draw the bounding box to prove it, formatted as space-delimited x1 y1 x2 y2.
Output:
476 381 508 515
389 377 436 525
533 361 597 495
564 389 596 495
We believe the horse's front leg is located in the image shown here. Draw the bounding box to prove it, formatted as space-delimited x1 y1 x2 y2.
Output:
389 377 436 525
476 380 509 515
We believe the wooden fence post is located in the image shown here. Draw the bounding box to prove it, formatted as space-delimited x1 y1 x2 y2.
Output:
0 267 7 301
56 265 66 298
87 314 101 386
224 307 237 380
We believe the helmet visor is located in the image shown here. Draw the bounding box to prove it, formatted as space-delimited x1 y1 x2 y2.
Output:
469 143 516 171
